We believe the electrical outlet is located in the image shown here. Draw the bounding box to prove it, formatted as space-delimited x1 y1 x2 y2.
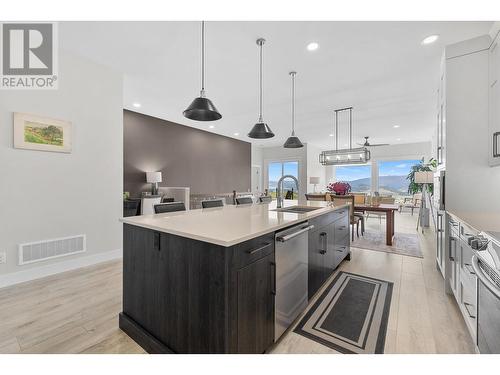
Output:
0 252 6 264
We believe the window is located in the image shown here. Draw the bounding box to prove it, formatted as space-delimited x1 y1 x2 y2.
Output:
267 161 299 198
334 165 372 193
377 159 421 200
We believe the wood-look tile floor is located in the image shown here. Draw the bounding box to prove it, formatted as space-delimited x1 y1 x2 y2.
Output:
0 212 475 354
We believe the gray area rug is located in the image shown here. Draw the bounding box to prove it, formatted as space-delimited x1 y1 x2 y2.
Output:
294 271 393 354
352 230 423 258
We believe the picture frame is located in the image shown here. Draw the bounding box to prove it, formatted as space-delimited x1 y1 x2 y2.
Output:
13 112 72 153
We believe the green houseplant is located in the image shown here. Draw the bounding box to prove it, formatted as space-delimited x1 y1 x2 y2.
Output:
407 158 437 195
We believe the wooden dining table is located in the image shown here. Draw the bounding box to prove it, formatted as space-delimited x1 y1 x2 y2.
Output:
354 203 400 246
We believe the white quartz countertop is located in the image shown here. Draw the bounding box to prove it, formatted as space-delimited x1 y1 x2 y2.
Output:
120 200 346 247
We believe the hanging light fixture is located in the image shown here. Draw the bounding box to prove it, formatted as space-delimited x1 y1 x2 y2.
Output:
283 71 304 148
183 21 222 121
248 38 275 139
319 107 371 165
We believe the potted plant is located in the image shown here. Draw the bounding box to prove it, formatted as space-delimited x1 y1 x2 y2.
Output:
407 158 437 195
327 181 352 195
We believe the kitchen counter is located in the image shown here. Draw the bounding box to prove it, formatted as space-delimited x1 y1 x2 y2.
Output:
119 199 350 353
120 199 345 247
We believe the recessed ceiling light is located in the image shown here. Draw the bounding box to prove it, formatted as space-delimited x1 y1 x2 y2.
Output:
396 138 401 141
329 134 334 137
209 125 215 129
307 42 319 51
393 125 400 128
421 35 439 45
234 132 240 136
132 102 141 108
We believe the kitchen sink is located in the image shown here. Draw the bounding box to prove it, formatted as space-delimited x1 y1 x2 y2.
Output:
272 206 323 213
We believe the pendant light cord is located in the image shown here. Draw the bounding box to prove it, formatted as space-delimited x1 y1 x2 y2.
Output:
290 72 296 135
200 21 205 97
349 107 353 149
335 110 338 151
258 39 264 123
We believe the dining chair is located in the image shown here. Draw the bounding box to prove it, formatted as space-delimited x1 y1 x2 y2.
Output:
123 199 140 217
352 193 366 205
400 193 422 215
154 201 186 214
305 193 326 201
235 197 254 205
366 196 395 223
259 196 272 203
201 199 224 208
141 196 162 215
330 195 360 241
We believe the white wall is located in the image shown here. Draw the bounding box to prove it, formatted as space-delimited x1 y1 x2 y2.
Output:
306 143 326 193
261 145 307 198
251 145 263 193
0 51 123 286
444 36 500 231
255 141 431 197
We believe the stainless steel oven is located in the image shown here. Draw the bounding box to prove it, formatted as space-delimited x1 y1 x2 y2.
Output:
472 234 500 353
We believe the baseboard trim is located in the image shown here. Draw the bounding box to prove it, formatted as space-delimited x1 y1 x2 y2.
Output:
0 248 122 289
119 313 174 354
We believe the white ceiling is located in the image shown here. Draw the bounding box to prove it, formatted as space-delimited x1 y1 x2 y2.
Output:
60 21 492 148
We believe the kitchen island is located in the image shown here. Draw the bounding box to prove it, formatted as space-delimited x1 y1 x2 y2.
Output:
119 200 350 354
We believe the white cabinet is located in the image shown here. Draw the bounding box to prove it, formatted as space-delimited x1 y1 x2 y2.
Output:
489 32 500 167
437 56 446 168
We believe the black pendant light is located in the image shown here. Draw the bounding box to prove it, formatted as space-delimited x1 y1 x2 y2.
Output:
248 38 275 139
183 21 222 121
283 71 304 148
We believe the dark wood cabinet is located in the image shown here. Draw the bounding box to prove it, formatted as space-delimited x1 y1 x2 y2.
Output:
236 253 275 353
120 208 350 354
121 224 275 354
307 210 350 299
308 227 327 298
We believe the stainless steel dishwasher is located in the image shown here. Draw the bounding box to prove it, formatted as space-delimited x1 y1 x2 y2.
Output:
274 222 314 341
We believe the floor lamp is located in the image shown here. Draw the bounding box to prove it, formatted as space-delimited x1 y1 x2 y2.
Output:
415 171 434 234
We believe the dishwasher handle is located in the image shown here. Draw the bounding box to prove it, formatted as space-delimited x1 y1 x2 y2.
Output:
276 225 315 242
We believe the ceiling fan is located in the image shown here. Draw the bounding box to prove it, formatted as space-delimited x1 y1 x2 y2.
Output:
358 136 390 147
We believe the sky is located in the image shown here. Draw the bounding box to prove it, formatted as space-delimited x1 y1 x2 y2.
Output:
268 161 298 187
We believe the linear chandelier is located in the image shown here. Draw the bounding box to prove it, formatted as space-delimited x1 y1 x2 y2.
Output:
319 107 371 166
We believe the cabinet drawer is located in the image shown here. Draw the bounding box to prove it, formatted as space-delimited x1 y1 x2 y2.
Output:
460 279 477 335
334 220 349 241
309 208 348 229
232 233 275 269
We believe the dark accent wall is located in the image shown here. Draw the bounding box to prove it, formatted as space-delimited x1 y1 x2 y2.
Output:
124 110 251 197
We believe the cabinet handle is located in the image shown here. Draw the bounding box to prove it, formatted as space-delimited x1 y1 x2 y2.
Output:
449 237 456 261
463 302 476 319
270 262 276 296
464 263 476 275
493 132 500 158
154 232 161 251
247 242 271 255
320 232 327 254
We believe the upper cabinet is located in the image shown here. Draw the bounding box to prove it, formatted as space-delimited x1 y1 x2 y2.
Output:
489 31 500 167
437 54 446 169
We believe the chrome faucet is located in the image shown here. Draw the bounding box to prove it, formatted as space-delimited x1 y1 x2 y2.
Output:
276 174 299 208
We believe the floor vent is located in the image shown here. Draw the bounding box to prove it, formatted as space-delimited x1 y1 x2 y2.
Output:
18 235 86 265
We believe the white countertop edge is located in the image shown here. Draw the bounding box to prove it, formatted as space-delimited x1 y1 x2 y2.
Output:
120 204 346 247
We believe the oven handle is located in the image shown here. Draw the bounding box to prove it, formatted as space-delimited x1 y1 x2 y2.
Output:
472 255 500 299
